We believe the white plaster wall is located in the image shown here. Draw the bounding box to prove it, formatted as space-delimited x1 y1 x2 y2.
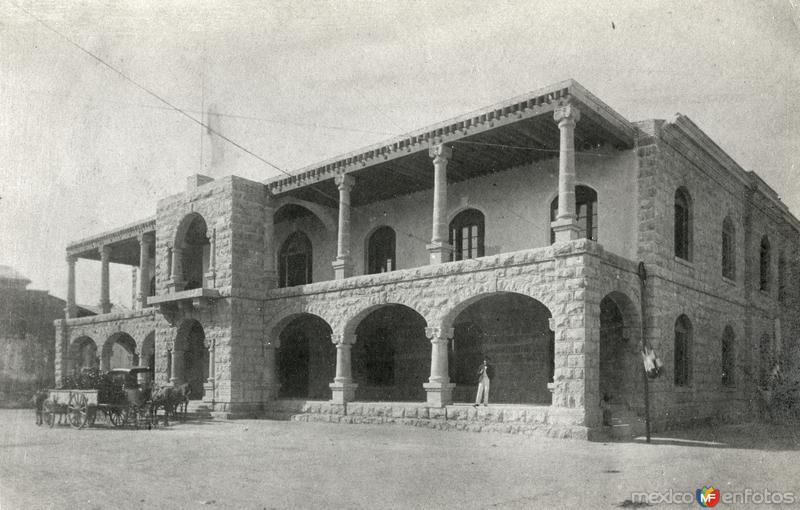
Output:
345 148 639 276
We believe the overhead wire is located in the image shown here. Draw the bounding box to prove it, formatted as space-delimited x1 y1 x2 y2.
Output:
18 3 793 265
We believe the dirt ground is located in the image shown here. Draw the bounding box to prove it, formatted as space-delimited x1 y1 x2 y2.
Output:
1 409 799 510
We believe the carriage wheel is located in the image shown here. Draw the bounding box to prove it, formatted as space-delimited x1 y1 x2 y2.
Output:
43 400 56 428
108 408 125 428
68 393 89 429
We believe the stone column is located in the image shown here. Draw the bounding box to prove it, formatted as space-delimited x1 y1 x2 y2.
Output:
65 255 78 318
332 174 355 279
99 245 111 314
261 338 280 400
263 198 278 289
204 228 216 288
427 144 453 263
170 243 184 291
329 333 357 404
204 338 216 403
170 349 185 385
423 326 455 407
137 234 152 308
551 104 582 242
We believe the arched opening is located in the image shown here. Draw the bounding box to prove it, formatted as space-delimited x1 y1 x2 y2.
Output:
674 187 692 260
449 209 485 261
721 326 735 387
69 336 98 375
274 203 331 286
721 216 736 280
176 213 210 290
598 293 641 408
279 231 313 287
550 185 598 243
674 315 692 386
366 226 396 274
102 332 138 370
450 293 552 404
760 236 771 292
351 305 428 401
174 320 209 399
277 314 334 399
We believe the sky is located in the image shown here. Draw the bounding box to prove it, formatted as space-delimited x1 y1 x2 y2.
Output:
1 0 798 308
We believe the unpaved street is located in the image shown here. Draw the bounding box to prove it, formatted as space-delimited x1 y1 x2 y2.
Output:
1 409 799 509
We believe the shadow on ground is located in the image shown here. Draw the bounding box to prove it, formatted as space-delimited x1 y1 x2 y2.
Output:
632 421 800 451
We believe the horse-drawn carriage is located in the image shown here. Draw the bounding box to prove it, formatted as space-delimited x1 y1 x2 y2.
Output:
40 367 185 429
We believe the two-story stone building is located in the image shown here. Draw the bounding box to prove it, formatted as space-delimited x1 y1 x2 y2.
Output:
54 80 799 438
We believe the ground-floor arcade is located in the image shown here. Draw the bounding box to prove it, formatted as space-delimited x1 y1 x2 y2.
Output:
53 241 769 437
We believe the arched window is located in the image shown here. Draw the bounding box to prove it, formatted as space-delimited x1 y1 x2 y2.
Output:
177 214 210 290
449 209 484 261
674 188 692 260
721 326 735 387
760 235 771 292
778 251 786 302
367 226 396 274
279 232 312 288
721 216 736 280
550 185 598 244
674 315 692 386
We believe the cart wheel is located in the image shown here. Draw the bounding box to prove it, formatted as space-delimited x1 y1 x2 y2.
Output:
43 400 56 428
69 393 89 429
108 408 124 427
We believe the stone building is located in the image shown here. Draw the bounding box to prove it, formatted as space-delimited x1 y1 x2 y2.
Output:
0 267 64 404
55 80 800 438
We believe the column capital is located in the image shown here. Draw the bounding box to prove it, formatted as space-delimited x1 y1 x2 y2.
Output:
66 254 77 264
99 245 112 259
334 173 355 192
554 103 581 126
428 144 453 163
331 333 356 346
137 232 154 244
425 326 454 343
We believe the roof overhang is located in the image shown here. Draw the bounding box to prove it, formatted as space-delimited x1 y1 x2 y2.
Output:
67 217 156 265
266 79 636 208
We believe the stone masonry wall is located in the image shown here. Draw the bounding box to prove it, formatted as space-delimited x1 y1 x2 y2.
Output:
260 240 599 429
635 118 800 429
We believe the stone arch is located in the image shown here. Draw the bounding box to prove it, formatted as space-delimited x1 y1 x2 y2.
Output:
446 291 554 404
342 300 430 339
266 303 339 342
440 286 555 331
274 313 334 399
101 332 138 370
69 336 98 375
347 304 429 402
174 212 210 290
173 319 209 399
273 197 337 234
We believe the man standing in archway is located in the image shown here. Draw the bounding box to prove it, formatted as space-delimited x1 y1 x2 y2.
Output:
473 358 493 407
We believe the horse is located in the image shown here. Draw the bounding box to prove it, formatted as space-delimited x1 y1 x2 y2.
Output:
32 390 48 426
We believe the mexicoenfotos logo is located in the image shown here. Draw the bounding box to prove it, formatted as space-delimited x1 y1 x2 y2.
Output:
696 486 720 507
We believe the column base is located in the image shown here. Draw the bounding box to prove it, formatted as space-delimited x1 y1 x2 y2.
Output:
329 381 358 404
263 271 278 291
261 382 281 401
99 301 112 314
423 382 455 407
426 242 453 264
332 258 354 279
203 381 215 403
167 277 185 293
64 305 78 318
551 219 581 242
